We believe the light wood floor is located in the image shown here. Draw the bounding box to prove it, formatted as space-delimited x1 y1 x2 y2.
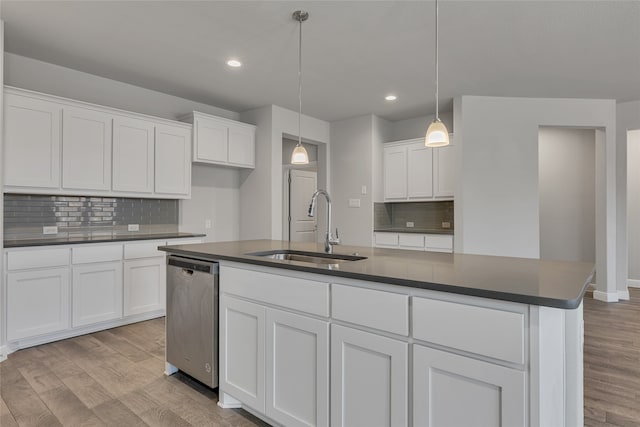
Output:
1 289 639 427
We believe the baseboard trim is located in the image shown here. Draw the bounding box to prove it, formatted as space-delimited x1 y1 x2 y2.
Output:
618 290 631 301
593 290 619 303
628 279 640 288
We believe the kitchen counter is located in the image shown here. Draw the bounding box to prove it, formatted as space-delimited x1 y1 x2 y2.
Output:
160 239 594 309
4 232 206 248
373 228 453 234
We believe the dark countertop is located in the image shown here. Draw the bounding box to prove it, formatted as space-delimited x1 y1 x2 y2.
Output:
374 228 454 235
160 240 594 309
4 232 206 248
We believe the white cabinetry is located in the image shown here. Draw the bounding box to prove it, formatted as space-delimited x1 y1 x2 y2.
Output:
188 112 256 169
383 136 454 201
374 232 454 253
123 256 166 316
3 92 61 189
330 324 408 427
72 262 123 327
62 107 112 191
155 125 191 196
112 117 155 194
413 345 526 427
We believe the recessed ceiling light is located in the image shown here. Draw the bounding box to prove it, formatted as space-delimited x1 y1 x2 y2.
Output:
385 95 397 101
226 59 242 68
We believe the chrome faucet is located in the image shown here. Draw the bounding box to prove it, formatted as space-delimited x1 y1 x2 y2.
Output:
308 189 340 253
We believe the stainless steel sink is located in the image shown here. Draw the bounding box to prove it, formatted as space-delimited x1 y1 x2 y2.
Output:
246 250 367 265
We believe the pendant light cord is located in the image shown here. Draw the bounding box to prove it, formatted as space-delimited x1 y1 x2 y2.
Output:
298 15 303 146
435 0 439 120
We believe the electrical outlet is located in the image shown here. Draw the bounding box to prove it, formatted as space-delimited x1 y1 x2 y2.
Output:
43 226 58 235
128 224 140 232
348 198 361 208
442 222 451 229
205 219 212 229
406 222 414 228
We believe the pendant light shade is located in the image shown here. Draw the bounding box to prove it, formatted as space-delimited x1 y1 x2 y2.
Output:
425 0 450 148
291 10 309 165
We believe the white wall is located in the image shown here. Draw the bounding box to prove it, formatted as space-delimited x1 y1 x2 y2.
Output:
628 130 640 284
3 53 243 242
454 96 618 300
539 128 595 263
389 111 453 142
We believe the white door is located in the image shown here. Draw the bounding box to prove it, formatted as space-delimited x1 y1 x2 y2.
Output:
407 142 433 199
220 295 266 412
433 139 455 198
62 107 112 191
72 262 123 327
7 267 70 341
195 117 228 163
112 117 154 193
228 125 255 167
4 93 61 188
413 344 526 427
383 146 407 200
266 309 329 427
123 257 166 316
289 170 317 242
331 324 408 427
155 124 191 196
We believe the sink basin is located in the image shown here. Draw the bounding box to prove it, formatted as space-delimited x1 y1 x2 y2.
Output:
246 250 367 265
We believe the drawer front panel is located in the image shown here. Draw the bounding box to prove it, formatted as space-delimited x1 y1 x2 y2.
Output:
124 241 167 259
8 248 69 270
425 235 453 250
72 244 123 264
413 297 525 364
374 233 399 246
398 233 425 248
221 266 329 317
333 284 409 336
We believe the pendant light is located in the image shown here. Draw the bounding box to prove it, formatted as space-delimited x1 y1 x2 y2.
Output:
425 0 450 148
291 10 310 165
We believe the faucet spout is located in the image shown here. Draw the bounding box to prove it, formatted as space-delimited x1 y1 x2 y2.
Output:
308 189 340 253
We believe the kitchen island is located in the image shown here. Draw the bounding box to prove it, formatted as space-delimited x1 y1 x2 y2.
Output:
160 240 594 427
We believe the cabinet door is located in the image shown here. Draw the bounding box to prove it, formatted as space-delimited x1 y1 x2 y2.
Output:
62 107 112 191
4 93 61 188
266 309 329 427
112 117 154 193
220 295 266 412
331 325 408 427
72 262 123 327
383 146 407 200
433 141 455 198
123 257 166 316
194 117 228 163
407 142 433 199
228 125 255 167
7 267 70 341
155 125 191 196
413 344 526 427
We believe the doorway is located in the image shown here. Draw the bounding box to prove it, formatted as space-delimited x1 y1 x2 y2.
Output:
628 129 640 288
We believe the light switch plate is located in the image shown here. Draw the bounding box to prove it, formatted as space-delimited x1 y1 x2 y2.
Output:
43 226 58 235
205 219 212 229
348 198 361 208
361 185 367 195
128 224 140 232
406 222 414 228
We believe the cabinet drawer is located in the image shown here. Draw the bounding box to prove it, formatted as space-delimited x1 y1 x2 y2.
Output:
332 284 409 336
425 234 453 252
8 248 69 270
124 241 166 259
398 233 425 248
413 297 525 364
72 244 122 264
166 238 203 246
374 233 399 246
221 266 329 317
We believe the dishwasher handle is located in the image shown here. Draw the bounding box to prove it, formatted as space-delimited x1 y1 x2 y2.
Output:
168 255 217 274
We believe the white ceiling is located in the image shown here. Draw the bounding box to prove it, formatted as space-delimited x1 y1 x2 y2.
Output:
2 1 639 122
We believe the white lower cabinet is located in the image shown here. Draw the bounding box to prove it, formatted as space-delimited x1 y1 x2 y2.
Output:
72 261 123 327
7 267 70 341
413 344 526 427
220 295 266 412
266 309 329 427
123 256 166 316
331 324 408 427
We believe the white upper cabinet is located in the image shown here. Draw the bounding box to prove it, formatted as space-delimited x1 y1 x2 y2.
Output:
62 107 112 191
4 92 61 189
383 136 455 201
155 125 191 196
112 117 155 194
187 111 256 169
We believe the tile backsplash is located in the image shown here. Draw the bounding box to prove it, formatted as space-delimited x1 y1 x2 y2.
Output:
374 201 454 231
4 194 178 240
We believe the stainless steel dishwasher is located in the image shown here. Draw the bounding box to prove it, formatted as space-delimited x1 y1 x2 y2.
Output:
166 255 219 388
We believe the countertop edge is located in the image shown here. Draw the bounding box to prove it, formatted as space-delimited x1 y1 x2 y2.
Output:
4 232 206 248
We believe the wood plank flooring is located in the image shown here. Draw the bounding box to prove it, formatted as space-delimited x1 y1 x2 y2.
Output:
1 289 639 426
